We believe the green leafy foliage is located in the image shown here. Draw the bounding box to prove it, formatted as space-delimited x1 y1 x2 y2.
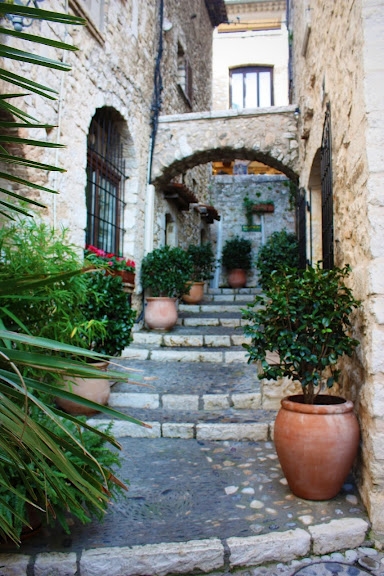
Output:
81 272 136 356
255 229 299 289
141 245 193 298
242 264 361 404
0 219 107 347
0 6 144 544
221 236 252 271
0 3 85 217
0 412 126 538
187 242 216 282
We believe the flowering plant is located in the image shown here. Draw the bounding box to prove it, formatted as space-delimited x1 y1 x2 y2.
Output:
85 245 135 273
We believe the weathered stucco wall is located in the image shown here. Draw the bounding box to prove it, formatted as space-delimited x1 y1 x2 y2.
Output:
291 0 384 533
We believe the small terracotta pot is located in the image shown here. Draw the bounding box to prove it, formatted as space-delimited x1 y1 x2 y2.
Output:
115 270 135 284
182 281 205 304
55 361 110 416
145 297 178 330
227 268 247 288
274 394 360 500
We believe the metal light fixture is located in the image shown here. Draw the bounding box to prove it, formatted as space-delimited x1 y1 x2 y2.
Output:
6 0 45 32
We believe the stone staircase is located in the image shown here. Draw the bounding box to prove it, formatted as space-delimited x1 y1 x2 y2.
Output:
121 287 257 363
88 287 280 441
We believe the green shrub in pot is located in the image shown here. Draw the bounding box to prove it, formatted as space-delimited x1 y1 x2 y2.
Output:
242 263 362 500
141 245 193 299
187 242 216 282
221 236 252 271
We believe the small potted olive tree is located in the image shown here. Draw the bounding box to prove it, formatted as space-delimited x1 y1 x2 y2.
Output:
182 242 216 304
141 245 193 330
221 235 252 288
242 263 361 500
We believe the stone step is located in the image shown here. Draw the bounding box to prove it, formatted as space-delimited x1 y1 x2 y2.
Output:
121 346 249 363
207 287 261 295
109 390 262 411
112 359 259 396
132 327 250 348
188 293 257 304
87 406 274 441
178 303 251 314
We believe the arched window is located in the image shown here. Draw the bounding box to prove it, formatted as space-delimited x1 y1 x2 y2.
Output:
86 107 126 254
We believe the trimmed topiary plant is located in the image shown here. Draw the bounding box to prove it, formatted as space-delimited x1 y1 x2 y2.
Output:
255 229 299 290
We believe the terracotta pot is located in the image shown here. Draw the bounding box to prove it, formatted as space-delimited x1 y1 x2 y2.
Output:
145 297 178 331
227 268 247 288
274 394 360 500
55 361 110 416
115 270 135 284
182 281 205 304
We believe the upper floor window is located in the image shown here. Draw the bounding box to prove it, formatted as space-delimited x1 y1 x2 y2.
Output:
230 66 274 109
86 108 126 255
177 42 193 106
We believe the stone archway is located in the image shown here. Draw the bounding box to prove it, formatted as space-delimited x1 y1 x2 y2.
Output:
151 106 299 187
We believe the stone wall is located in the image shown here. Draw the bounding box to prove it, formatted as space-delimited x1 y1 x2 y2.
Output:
0 0 220 300
0 0 158 262
209 174 295 287
290 0 384 534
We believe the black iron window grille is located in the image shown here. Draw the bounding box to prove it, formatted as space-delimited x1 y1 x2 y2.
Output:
86 108 126 255
320 102 334 269
297 187 308 269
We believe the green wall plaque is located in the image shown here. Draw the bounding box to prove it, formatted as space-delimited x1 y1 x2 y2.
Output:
242 225 261 232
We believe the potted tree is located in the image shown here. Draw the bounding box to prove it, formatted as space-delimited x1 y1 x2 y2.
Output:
242 263 361 500
221 235 252 288
182 242 216 304
141 245 193 330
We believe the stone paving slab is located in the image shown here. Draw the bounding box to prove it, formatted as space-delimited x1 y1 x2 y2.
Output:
112 360 260 395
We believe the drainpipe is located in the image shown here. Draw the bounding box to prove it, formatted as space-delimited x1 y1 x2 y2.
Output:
144 0 164 256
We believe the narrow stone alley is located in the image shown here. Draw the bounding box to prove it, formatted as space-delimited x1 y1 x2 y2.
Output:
4 288 384 575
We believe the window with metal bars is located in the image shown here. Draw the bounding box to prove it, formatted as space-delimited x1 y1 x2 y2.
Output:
297 187 308 268
320 102 334 269
177 43 193 106
230 66 274 109
86 108 126 255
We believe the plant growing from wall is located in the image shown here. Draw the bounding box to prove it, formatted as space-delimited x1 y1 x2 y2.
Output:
255 229 299 289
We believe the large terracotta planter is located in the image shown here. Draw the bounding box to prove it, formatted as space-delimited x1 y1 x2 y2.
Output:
182 281 205 304
145 297 178 330
55 361 110 416
227 268 247 288
274 394 360 500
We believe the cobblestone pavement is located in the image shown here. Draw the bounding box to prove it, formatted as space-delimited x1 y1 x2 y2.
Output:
1 296 382 575
7 438 366 554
